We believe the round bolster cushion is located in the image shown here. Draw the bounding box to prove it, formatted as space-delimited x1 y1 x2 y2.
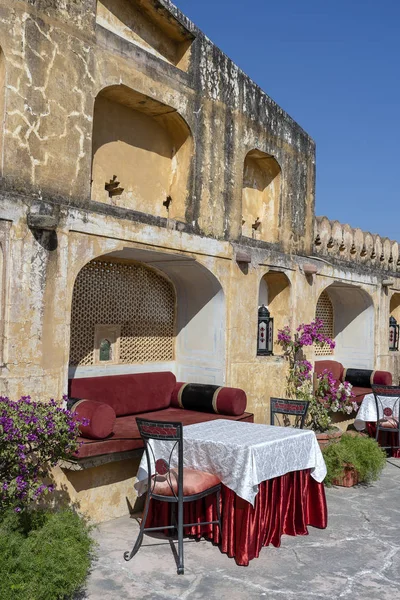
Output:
171 382 247 416
71 399 116 440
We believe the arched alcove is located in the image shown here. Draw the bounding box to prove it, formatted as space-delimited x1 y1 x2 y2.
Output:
242 150 281 242
69 249 225 385
258 271 291 354
321 284 374 368
91 85 192 221
69 258 176 369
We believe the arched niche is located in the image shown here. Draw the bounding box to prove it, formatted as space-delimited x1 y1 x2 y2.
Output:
96 0 193 71
258 271 291 354
242 150 281 242
91 85 192 222
321 284 374 368
68 248 225 385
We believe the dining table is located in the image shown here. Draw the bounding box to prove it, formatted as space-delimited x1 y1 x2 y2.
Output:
135 419 328 566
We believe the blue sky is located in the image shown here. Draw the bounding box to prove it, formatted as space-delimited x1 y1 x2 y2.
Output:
175 0 399 241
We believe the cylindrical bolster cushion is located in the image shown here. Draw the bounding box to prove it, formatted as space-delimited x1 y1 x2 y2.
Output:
71 399 116 440
373 371 393 385
171 383 247 416
343 368 377 388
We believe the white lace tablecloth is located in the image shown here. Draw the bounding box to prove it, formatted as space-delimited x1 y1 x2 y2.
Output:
354 393 393 431
135 420 326 506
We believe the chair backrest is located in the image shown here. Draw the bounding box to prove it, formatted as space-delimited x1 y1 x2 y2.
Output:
136 417 183 499
270 397 310 429
371 385 400 422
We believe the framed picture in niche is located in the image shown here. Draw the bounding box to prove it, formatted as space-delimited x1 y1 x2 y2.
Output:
94 324 121 365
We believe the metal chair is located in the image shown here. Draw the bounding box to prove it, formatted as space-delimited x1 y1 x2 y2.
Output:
124 418 222 575
371 385 400 452
270 397 310 429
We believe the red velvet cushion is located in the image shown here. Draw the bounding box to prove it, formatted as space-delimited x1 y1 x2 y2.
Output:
314 360 344 382
351 387 372 405
171 382 247 416
373 371 393 386
72 399 116 440
73 408 254 458
153 468 220 496
69 372 176 416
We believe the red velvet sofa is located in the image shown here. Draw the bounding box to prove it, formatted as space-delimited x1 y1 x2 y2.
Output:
68 372 253 461
314 360 392 405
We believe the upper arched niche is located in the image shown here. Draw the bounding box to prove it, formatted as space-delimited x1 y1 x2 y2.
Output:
242 150 281 242
91 85 193 222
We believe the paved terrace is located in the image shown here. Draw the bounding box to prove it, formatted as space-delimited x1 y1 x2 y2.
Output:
83 461 400 600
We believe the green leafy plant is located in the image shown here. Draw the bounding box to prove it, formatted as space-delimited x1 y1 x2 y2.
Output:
0 507 96 600
322 434 387 487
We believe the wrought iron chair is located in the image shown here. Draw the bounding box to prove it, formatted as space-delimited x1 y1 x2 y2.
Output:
371 385 400 452
124 418 222 575
270 397 310 429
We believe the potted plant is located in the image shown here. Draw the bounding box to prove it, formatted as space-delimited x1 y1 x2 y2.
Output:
322 433 387 487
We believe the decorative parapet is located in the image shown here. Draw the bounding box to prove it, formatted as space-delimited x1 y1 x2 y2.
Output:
314 216 400 272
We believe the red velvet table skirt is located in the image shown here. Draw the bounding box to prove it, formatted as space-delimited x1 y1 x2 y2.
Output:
146 469 327 566
365 423 400 457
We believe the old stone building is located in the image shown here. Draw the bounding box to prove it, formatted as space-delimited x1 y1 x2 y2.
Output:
0 0 399 519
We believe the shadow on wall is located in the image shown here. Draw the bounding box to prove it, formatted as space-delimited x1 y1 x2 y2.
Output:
323 284 374 369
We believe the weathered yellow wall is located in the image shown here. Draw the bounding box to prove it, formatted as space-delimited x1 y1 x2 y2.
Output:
51 457 140 522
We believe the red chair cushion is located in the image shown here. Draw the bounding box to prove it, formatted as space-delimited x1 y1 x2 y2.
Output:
153 468 220 496
378 417 399 429
72 399 116 439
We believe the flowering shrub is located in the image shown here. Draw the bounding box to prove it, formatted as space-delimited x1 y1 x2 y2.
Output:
0 396 86 512
308 370 357 432
277 319 335 398
277 319 356 432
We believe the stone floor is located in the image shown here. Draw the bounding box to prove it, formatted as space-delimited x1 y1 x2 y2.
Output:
83 461 400 600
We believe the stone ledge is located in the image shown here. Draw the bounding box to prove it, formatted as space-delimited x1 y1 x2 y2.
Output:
59 448 144 471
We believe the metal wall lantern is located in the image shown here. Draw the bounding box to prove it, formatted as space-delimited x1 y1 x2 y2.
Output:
257 304 274 356
389 316 399 352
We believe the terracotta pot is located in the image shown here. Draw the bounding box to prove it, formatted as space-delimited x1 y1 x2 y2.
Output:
332 465 359 487
315 427 342 449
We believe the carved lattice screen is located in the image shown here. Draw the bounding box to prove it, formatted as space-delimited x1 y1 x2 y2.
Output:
315 291 334 356
69 259 175 366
